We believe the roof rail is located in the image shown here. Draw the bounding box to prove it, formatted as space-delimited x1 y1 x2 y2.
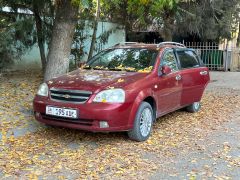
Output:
157 42 186 48
114 42 139 46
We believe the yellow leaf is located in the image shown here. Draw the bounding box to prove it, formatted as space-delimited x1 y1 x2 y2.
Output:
117 78 124 83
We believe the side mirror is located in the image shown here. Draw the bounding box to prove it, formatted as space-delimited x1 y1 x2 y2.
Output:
161 65 172 75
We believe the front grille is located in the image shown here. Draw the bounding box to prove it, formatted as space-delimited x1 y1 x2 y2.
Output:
41 113 94 126
50 88 92 103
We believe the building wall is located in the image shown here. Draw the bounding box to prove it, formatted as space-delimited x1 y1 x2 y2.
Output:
78 21 125 62
13 44 43 70
11 21 125 70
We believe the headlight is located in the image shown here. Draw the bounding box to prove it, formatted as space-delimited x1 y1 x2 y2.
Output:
37 83 49 97
93 89 125 103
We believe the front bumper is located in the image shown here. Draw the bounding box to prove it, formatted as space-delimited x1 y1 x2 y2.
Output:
33 96 133 132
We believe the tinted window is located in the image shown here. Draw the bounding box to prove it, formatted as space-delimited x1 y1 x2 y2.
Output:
177 50 200 69
87 48 158 72
161 50 178 71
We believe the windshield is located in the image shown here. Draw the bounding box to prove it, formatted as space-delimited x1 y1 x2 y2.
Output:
85 48 158 72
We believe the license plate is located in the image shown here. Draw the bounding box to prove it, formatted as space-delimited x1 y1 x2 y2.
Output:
46 106 78 119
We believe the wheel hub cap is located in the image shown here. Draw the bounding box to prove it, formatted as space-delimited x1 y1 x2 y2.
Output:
193 102 200 109
140 108 152 137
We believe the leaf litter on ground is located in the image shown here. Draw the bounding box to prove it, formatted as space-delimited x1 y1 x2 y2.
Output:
0 71 240 179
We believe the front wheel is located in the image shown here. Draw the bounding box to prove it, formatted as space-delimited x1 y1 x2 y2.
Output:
128 102 154 142
186 101 201 113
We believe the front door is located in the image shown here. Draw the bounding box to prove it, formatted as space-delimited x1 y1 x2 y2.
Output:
157 49 182 116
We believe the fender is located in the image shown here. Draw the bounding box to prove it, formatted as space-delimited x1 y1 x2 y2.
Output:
127 87 157 128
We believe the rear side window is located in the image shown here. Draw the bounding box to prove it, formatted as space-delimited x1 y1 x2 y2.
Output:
177 50 200 69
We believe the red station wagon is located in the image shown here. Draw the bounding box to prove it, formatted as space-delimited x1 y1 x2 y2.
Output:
33 42 210 141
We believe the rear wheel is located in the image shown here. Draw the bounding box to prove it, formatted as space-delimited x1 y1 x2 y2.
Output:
128 102 154 142
186 101 201 113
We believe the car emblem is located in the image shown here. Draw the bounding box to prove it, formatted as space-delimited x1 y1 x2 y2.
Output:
63 94 71 99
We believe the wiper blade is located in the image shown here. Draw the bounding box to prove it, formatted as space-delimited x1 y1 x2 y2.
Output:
124 69 136 72
109 68 136 72
108 68 122 71
122 67 137 72
93 67 108 70
83 67 106 70
83 66 136 72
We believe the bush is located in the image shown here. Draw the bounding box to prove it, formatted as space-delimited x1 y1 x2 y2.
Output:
0 17 35 70
0 28 14 69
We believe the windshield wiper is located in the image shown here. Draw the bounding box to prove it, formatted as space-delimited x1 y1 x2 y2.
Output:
108 68 123 71
83 67 106 70
83 67 136 72
108 68 137 72
93 67 109 70
124 69 136 72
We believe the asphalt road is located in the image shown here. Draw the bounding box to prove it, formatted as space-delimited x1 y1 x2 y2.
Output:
208 71 240 90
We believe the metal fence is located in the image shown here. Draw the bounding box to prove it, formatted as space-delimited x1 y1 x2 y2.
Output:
183 42 240 71
184 42 225 71
145 41 240 71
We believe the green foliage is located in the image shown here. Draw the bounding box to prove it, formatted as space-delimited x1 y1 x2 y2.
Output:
0 13 36 69
102 0 239 41
1 0 240 71
71 0 90 9
176 0 240 40
0 19 15 69
71 21 91 65
70 0 95 66
0 0 54 69
153 0 178 9
101 0 183 33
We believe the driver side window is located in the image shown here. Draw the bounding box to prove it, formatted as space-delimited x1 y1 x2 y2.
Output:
161 50 178 72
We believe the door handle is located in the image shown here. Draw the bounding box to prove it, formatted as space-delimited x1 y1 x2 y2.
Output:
200 71 208 75
176 74 182 81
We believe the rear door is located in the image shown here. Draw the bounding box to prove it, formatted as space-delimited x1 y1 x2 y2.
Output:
157 49 182 115
175 49 210 106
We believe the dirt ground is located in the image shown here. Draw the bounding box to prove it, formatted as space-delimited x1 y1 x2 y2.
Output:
0 71 239 179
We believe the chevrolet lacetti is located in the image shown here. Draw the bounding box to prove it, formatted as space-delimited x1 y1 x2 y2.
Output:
33 42 210 141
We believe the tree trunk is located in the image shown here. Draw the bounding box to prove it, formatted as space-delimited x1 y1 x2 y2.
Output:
87 0 100 60
33 5 47 72
161 10 175 41
162 28 173 41
162 19 174 41
44 0 78 81
237 22 240 47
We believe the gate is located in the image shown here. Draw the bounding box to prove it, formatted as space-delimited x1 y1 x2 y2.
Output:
139 41 240 71
183 42 227 71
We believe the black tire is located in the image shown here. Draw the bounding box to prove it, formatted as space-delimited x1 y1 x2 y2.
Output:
186 101 201 113
128 102 154 142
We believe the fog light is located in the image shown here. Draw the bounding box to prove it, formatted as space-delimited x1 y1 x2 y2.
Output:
99 121 109 128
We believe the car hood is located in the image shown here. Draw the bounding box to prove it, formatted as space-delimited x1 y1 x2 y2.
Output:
47 69 149 92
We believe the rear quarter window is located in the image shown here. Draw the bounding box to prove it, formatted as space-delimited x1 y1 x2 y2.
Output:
177 50 200 69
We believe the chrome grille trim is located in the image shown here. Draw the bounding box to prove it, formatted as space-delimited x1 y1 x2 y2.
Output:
50 93 89 100
50 88 92 104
